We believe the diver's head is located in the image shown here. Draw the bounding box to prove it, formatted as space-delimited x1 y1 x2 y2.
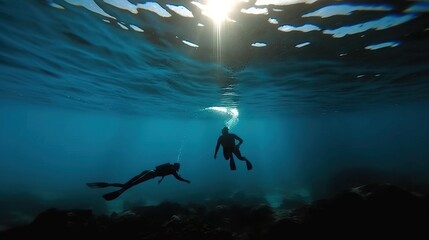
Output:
173 162 180 171
222 126 229 135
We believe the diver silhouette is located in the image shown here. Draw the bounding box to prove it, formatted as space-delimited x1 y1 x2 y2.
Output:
86 162 190 201
214 127 253 171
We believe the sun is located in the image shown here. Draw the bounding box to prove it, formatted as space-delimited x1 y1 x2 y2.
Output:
206 0 236 25
193 0 239 26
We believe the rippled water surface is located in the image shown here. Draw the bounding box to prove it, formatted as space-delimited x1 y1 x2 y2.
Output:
1 0 428 116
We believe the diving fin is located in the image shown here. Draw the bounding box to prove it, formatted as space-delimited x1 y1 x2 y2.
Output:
246 161 253 171
102 189 125 201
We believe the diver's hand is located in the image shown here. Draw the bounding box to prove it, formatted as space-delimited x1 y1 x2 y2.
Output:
214 154 217 159
158 176 165 184
185 180 191 184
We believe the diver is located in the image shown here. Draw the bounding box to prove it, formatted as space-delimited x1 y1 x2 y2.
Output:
214 126 253 171
86 162 190 201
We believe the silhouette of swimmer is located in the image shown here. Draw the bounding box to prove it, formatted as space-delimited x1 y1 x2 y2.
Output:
86 162 190 201
214 127 253 171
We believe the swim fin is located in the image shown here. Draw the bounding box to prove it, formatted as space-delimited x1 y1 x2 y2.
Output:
246 161 253 171
102 189 125 201
230 160 236 171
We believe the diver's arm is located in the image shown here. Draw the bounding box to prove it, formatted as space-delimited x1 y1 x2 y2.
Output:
214 138 221 159
158 176 165 184
234 134 243 148
172 172 190 183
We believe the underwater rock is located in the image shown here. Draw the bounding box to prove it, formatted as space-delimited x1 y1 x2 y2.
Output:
279 194 308 210
271 183 429 238
0 183 428 239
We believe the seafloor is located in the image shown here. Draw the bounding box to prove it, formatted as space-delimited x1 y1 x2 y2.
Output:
0 183 428 240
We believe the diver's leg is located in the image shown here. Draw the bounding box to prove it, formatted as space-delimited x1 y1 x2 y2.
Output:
229 155 237 171
87 170 154 189
223 149 236 170
132 170 156 185
223 149 230 160
233 148 246 160
102 170 156 201
122 170 155 189
123 170 150 185
234 149 253 170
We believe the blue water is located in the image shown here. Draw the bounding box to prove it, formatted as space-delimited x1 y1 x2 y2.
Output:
1 0 429 230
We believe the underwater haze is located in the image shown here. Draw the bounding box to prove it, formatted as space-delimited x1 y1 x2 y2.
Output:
1 0 429 231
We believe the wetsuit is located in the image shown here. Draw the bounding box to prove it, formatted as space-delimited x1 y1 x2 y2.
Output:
87 163 190 201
